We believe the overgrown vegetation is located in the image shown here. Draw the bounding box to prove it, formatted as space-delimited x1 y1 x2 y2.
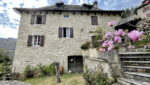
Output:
83 66 110 85
24 63 56 79
81 41 90 50
121 8 137 18
81 27 105 50
0 49 11 80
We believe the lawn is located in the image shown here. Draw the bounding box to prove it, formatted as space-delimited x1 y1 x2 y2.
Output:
24 73 85 85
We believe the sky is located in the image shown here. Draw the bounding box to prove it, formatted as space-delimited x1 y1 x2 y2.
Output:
0 0 144 38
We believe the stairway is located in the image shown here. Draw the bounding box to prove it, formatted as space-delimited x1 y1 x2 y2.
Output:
117 52 150 85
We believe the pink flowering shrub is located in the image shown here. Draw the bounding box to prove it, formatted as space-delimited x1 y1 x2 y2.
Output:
108 21 116 27
98 21 144 52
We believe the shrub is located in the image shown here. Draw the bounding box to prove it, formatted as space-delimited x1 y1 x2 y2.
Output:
37 64 47 76
47 63 56 75
10 72 23 80
24 65 34 79
84 66 110 85
81 41 90 50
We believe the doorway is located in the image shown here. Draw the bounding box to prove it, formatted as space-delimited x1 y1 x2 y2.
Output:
68 56 83 73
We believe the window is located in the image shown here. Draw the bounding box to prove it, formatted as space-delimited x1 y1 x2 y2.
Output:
34 35 41 45
27 35 45 47
58 27 73 38
36 15 42 24
64 14 69 18
30 14 47 24
91 16 98 25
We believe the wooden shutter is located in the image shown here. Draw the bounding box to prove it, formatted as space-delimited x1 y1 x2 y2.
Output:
40 35 45 46
27 35 32 47
30 14 35 24
91 16 98 25
70 28 73 38
42 14 47 24
59 27 63 38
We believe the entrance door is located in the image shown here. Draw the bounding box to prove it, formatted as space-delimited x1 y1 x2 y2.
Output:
68 56 83 73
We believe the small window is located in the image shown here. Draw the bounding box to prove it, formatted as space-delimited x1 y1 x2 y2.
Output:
58 27 73 38
91 16 98 25
63 28 70 38
64 14 69 18
34 35 41 45
36 15 42 24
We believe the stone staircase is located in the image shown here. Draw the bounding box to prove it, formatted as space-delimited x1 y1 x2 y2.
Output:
117 52 150 85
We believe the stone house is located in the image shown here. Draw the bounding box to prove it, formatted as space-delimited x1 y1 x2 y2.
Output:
136 0 150 18
13 1 122 73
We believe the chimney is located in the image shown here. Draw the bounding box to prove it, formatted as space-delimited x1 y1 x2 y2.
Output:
93 1 98 8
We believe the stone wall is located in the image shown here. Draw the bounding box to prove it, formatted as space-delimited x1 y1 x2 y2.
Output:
137 4 150 18
83 49 121 78
13 11 121 73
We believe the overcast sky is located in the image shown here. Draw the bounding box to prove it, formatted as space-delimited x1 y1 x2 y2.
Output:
0 0 144 38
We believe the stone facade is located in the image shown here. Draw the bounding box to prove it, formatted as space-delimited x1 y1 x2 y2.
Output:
137 4 150 18
13 2 121 73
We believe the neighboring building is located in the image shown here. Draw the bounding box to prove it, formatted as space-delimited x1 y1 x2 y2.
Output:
136 0 150 18
13 1 122 73
0 38 16 60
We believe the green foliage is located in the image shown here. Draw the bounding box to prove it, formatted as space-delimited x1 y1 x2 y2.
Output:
24 65 34 79
37 63 56 76
92 27 105 48
0 49 11 65
0 49 11 80
83 66 110 85
81 41 90 50
24 63 56 79
121 9 132 18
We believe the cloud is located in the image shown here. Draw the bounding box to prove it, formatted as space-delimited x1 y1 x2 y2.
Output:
0 0 145 38
0 25 18 38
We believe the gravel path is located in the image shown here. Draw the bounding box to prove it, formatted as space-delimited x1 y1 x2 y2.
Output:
0 80 30 85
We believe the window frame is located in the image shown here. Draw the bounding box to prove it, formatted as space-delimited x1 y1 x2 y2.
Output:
33 35 41 46
91 16 98 25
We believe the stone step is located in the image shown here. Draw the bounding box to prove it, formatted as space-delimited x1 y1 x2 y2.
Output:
118 78 150 85
124 66 150 69
124 72 150 78
123 66 150 73
120 56 150 59
123 72 150 83
123 61 150 63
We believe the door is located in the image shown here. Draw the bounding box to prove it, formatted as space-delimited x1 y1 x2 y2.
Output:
68 56 83 73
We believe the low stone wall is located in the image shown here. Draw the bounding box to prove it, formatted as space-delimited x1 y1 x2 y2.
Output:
84 57 112 78
83 48 121 79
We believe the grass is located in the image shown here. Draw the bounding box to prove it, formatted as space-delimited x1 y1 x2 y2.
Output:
24 73 85 85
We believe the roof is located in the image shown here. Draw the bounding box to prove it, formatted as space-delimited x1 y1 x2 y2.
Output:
13 3 123 14
136 0 150 10
116 15 140 26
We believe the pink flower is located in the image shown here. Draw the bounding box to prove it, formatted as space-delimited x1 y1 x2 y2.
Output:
102 42 108 47
99 48 106 52
114 36 122 42
108 45 114 52
115 29 124 36
108 21 116 27
104 32 112 38
128 30 144 42
107 41 114 46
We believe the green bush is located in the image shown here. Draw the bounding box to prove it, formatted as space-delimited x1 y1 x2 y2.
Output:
37 63 56 76
24 65 34 79
24 63 56 79
0 49 11 80
81 41 90 50
84 67 110 85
